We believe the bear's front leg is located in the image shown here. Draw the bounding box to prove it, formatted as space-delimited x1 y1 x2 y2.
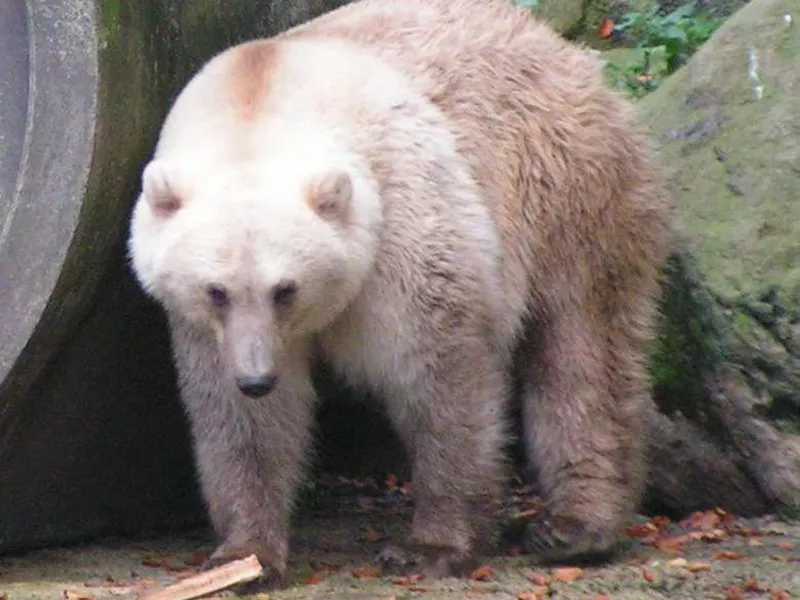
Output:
377 336 509 578
170 323 316 585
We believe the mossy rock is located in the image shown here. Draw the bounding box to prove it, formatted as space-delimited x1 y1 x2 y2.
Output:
640 0 799 427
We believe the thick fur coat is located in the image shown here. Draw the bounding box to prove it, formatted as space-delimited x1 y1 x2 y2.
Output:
128 0 673 583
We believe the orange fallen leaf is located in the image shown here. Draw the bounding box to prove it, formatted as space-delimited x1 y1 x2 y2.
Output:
597 19 614 39
680 510 721 531
626 522 657 538
393 574 423 586
775 541 795 551
517 588 547 600
552 566 583 583
183 552 207 567
594 596 612 600
651 515 671 529
642 569 657 583
686 561 712 573
63 592 95 600
529 573 551 586
713 551 746 560
724 586 745 600
653 534 692 554
351 567 380 579
469 565 495 582
744 578 766 593
770 591 791 600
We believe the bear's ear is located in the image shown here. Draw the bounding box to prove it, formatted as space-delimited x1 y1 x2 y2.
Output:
308 170 352 225
141 160 186 218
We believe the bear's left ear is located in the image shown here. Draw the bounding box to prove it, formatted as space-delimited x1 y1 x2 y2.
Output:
141 160 187 219
308 170 352 225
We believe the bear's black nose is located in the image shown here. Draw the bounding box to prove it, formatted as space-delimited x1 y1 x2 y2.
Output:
236 374 278 398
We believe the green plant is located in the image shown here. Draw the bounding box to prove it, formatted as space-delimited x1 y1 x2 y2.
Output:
605 1 723 97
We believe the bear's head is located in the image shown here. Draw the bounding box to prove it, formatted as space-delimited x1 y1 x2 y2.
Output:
128 151 383 398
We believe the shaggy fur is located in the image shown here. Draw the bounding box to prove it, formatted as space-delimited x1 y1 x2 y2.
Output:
128 0 672 583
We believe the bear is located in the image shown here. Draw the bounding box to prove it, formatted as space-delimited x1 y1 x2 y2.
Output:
127 0 672 585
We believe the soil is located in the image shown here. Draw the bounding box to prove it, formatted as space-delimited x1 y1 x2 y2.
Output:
1 477 798 600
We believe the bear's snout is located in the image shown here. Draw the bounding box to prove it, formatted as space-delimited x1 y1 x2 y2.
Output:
236 373 278 398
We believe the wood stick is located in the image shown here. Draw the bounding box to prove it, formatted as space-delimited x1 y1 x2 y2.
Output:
139 554 263 600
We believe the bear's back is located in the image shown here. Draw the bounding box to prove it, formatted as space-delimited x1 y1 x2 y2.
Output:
286 0 671 305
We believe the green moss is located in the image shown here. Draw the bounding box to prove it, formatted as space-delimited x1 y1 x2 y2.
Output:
639 0 800 303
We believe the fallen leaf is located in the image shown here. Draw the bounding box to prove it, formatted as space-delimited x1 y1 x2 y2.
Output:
552 566 583 583
667 558 688 568
303 575 323 585
680 510 721 531
253 595 271 600
744 578 766 593
351 567 380 579
642 569 657 583
63 592 95 600
748 538 764 547
183 552 207 567
626 523 657 538
141 555 165 568
653 535 692 554
770 591 791 600
724 586 745 600
0 595 8 600
467 587 490 596
468 565 494 582
393 574 423 586
362 527 383 542
594 596 612 600
686 561 712 573
713 551 746 560
517 588 547 600
651 515 671 529
597 19 614 39
775 541 795 551
529 573 551 586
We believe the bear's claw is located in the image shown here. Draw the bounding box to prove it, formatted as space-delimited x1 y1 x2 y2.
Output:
374 542 476 579
521 512 620 564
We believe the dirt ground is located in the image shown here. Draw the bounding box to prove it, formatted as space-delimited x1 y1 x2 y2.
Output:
1 477 798 600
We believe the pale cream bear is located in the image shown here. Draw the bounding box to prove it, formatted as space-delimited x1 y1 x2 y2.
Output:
128 0 672 585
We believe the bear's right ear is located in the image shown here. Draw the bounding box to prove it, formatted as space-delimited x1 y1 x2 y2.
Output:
307 170 353 225
141 160 185 218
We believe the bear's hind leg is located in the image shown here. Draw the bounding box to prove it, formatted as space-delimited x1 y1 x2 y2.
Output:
376 337 509 578
519 310 649 562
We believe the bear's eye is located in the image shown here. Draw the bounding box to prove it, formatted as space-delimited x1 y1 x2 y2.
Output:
273 279 297 308
207 284 230 309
